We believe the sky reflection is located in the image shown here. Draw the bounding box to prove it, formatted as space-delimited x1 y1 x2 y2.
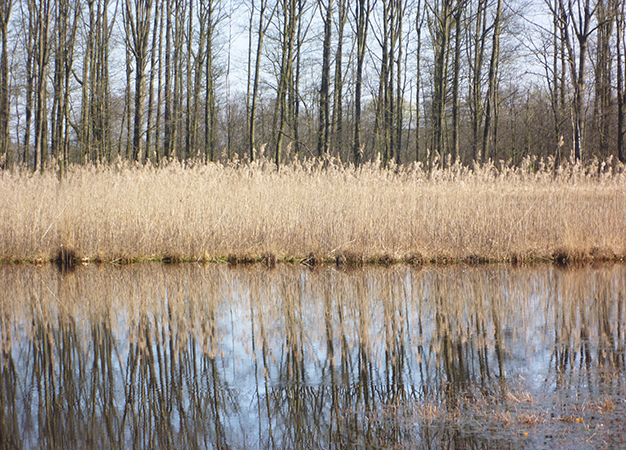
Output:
1 263 625 449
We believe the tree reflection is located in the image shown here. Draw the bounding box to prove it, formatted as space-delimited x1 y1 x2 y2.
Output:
549 267 626 392
0 263 624 449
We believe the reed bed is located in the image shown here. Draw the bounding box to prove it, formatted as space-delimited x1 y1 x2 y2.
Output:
1 156 625 265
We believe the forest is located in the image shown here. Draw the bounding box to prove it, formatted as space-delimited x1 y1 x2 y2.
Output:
0 0 625 171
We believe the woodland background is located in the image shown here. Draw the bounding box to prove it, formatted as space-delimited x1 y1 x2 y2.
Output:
0 0 624 172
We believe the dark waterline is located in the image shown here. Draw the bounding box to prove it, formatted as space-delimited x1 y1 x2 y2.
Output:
1 263 625 449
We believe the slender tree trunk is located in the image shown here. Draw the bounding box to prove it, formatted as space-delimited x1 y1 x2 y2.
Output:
415 0 423 163
376 0 390 163
123 46 132 158
558 0 596 161
34 0 51 171
145 0 161 163
550 0 563 164
246 0 254 155
163 0 173 158
317 0 332 157
182 0 194 161
154 0 164 163
98 0 113 161
430 0 453 160
593 0 613 157
190 0 210 160
0 0 13 169
125 0 154 163
205 1 217 162
172 0 185 159
51 0 79 172
451 4 462 162
291 0 305 156
249 0 274 160
617 0 625 162
51 0 67 162
353 0 370 165
81 0 94 160
275 0 297 167
331 0 347 157
470 0 487 161
395 0 405 164
482 0 502 160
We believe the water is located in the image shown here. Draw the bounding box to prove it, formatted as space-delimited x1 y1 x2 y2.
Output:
1 263 625 449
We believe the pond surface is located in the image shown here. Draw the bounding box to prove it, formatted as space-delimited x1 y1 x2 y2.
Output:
1 263 625 449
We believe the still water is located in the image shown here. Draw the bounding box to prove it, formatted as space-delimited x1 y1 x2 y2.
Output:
1 263 625 449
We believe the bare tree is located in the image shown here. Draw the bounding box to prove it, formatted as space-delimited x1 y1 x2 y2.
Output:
163 0 173 158
124 0 154 162
556 0 599 161
248 0 276 160
331 0 347 155
617 0 625 162
145 0 162 163
593 0 614 157
51 0 80 171
317 0 333 157
450 0 465 162
469 0 488 161
0 0 13 169
375 0 405 165
482 0 503 160
81 0 114 163
353 0 372 165
204 0 220 162
274 0 298 167
428 0 454 161
414 0 424 163
185 0 217 160
32 0 52 171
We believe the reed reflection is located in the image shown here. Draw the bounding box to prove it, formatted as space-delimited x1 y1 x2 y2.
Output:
0 263 624 449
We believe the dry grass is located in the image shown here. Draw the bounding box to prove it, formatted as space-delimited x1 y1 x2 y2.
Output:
1 155 626 264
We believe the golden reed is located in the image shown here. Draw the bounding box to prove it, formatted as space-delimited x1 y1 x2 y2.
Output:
1 155 625 265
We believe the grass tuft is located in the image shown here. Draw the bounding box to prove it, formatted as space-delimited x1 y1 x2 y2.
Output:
301 252 322 267
53 246 80 271
261 253 277 268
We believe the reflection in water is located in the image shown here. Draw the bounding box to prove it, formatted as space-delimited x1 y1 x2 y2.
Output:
1 264 625 449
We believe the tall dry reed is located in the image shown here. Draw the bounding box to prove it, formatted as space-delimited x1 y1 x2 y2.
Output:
1 156 625 264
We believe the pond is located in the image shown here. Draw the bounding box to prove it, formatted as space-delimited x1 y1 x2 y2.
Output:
1 263 625 449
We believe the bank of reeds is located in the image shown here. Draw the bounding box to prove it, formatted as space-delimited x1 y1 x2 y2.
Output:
1 155 625 265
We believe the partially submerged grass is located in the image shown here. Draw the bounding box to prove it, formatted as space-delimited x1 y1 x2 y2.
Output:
1 155 626 265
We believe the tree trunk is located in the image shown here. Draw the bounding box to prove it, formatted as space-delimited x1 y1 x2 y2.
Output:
470 0 487 161
558 0 596 161
482 0 502 160
317 0 332 157
163 0 173 158
34 0 52 171
617 0 625 162
593 0 613 157
415 0 423 163
0 0 13 169
353 0 370 165
451 4 462 163
249 0 274 160
205 1 217 162
145 0 162 163
395 0 405 164
331 0 347 157
274 0 297 167
430 0 454 160
125 0 154 163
